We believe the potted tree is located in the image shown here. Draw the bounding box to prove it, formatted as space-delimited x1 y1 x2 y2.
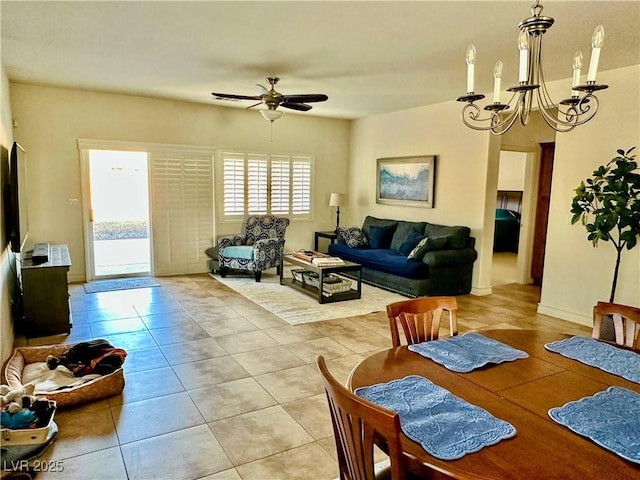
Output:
570 147 640 303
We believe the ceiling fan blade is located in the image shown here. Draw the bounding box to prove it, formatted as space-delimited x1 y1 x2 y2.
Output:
212 93 262 101
246 102 263 109
283 94 328 103
281 102 312 112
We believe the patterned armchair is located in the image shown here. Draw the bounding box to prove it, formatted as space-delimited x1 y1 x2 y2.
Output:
217 215 290 282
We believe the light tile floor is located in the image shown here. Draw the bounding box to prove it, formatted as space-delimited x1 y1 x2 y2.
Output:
20 274 591 480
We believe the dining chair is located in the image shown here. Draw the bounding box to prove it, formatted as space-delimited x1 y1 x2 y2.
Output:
316 355 409 480
593 301 640 351
386 297 458 347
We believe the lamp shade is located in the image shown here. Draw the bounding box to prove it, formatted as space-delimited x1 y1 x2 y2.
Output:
329 193 344 207
260 109 283 122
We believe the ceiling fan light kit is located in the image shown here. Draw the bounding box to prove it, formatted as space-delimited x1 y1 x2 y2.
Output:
456 2 608 135
260 109 283 122
212 76 328 124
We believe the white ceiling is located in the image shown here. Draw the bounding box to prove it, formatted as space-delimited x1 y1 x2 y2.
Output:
1 1 639 120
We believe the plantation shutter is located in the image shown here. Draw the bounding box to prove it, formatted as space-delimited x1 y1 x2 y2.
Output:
247 154 268 214
151 152 214 276
218 152 312 220
292 156 311 215
223 153 245 216
271 156 290 214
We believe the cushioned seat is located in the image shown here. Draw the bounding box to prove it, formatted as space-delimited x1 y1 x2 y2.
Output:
329 244 429 279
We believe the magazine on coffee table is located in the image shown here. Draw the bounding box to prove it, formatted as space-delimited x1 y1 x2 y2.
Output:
292 249 330 262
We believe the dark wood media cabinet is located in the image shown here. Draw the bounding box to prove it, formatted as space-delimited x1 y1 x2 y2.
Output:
21 244 72 338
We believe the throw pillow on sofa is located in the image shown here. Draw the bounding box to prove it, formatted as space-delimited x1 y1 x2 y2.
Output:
337 226 368 248
398 228 425 256
407 236 448 260
367 224 397 249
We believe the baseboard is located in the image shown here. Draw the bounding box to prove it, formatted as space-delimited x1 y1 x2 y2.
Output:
471 286 492 296
536 303 592 327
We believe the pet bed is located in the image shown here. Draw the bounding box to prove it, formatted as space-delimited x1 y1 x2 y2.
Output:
3 344 125 408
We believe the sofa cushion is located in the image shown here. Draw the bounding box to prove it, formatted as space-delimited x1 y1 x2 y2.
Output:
424 224 471 249
398 228 425 256
367 224 397 249
337 226 368 248
407 236 448 260
390 221 427 251
329 243 429 279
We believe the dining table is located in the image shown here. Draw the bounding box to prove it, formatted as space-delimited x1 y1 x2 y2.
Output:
347 329 640 480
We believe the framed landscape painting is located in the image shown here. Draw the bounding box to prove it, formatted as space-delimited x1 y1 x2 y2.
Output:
376 155 436 208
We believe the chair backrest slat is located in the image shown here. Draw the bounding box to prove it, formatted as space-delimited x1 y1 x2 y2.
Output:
593 302 640 351
387 297 458 347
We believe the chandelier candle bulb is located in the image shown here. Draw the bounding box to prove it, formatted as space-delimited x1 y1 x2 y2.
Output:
493 61 503 103
466 44 476 93
587 25 604 82
572 51 583 96
518 31 529 82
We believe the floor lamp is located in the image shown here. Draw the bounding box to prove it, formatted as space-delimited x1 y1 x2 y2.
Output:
329 193 343 233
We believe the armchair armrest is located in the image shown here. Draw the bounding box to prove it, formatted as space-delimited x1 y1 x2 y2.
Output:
422 248 478 267
217 235 246 258
253 238 286 270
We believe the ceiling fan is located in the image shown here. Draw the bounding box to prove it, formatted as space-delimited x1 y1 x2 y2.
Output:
211 77 328 122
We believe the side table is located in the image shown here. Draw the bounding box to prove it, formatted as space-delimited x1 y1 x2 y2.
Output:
314 231 338 252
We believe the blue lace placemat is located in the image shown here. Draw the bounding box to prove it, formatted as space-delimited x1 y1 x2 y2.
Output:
549 386 640 464
544 336 640 384
408 332 529 373
355 375 516 460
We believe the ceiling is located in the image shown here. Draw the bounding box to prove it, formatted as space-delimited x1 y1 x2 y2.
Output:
1 1 639 120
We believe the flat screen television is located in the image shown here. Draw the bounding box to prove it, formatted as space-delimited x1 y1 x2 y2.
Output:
4 141 29 253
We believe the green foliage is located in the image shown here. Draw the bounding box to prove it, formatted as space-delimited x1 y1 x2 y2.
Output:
570 147 640 301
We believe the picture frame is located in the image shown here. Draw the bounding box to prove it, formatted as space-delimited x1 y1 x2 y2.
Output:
376 155 436 208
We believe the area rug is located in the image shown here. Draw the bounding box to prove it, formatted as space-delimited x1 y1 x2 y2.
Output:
212 268 406 325
83 277 160 294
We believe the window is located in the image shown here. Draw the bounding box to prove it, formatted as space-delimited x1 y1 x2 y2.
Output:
220 152 313 220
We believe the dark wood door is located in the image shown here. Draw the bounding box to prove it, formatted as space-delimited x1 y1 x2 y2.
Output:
531 142 555 284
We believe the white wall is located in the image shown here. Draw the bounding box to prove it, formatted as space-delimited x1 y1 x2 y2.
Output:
539 65 640 325
350 65 640 323
9 83 351 281
497 152 526 191
1 67 16 364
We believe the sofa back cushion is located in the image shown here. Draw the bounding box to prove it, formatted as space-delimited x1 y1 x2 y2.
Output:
424 224 471 249
362 216 398 240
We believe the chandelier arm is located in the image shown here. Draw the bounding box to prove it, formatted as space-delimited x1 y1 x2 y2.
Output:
459 93 520 132
535 52 580 131
490 108 521 135
519 90 533 126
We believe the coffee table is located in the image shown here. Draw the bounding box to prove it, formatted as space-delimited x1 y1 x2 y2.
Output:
281 254 362 304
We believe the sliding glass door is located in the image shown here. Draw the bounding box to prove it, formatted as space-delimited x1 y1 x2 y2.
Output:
86 150 151 279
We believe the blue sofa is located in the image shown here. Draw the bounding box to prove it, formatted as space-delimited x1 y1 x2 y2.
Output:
328 216 477 297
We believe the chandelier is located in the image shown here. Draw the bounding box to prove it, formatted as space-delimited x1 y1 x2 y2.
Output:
456 2 608 135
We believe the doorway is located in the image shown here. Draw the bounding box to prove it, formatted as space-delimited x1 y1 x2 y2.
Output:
492 151 526 286
86 150 151 280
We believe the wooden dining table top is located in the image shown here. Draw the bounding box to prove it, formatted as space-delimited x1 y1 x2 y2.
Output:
347 329 640 480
